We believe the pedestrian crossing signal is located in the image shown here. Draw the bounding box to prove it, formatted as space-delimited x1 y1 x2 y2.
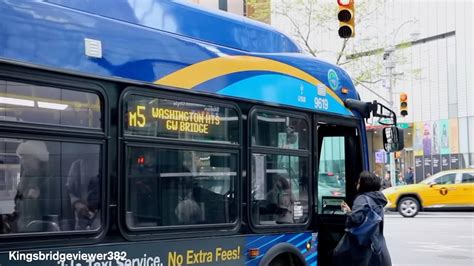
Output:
337 0 355 38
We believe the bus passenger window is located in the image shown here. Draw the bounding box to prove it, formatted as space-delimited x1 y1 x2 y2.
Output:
251 112 308 150
250 110 310 227
125 147 237 228
251 154 309 225
66 144 101 230
0 80 102 129
0 138 102 234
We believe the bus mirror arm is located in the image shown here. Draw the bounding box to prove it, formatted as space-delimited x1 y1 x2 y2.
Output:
372 101 398 126
344 99 376 119
344 99 397 125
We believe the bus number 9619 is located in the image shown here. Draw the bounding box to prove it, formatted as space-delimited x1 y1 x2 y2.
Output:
314 97 329 110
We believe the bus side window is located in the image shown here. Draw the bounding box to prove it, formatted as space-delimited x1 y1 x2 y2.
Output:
251 154 309 225
66 144 101 231
0 139 102 234
250 110 310 227
14 140 54 233
126 148 237 228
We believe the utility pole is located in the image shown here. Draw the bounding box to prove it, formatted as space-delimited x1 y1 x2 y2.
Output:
383 47 397 187
380 19 418 187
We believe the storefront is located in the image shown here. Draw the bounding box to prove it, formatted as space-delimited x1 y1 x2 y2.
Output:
367 120 473 183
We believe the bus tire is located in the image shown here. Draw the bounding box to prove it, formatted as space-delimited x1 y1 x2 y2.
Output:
268 253 302 266
398 196 420 217
259 243 306 266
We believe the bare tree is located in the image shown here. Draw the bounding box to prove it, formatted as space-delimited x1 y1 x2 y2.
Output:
267 0 390 86
245 0 417 89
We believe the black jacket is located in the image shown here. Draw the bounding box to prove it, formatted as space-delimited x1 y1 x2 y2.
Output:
334 191 392 266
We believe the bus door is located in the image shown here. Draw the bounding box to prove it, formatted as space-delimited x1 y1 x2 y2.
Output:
314 116 363 265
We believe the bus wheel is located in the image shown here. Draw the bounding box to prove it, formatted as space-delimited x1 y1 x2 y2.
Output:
268 253 301 266
398 197 420 217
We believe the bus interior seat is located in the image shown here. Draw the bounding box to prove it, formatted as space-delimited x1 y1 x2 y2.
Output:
25 220 60 232
193 186 230 224
128 176 160 227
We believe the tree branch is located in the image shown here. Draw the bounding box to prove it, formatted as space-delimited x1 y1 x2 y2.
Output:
336 38 349 65
276 8 317 56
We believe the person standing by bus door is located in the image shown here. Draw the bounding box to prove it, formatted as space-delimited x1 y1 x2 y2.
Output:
66 150 100 230
336 171 392 266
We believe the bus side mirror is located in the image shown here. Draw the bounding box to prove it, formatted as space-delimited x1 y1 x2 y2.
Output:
383 127 404 152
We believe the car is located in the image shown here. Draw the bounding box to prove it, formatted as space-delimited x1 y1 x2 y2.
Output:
382 169 474 217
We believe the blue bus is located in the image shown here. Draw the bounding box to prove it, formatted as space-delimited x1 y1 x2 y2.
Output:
0 1 402 265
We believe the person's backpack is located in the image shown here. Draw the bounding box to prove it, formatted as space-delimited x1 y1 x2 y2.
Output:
349 206 382 245
332 195 387 265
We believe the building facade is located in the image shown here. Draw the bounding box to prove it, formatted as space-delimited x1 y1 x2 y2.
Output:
271 0 474 181
190 0 473 181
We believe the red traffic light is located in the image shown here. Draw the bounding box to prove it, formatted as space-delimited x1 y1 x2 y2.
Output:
337 0 352 6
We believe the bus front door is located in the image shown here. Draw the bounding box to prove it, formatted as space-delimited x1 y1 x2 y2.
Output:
314 119 363 265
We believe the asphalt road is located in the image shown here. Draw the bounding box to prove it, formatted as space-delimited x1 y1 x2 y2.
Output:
384 211 474 266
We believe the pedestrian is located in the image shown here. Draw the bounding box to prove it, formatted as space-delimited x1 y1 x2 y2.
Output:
405 167 414 184
333 171 392 266
381 171 391 190
396 173 406 186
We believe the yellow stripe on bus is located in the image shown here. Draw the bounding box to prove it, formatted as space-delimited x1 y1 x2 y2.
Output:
154 55 344 106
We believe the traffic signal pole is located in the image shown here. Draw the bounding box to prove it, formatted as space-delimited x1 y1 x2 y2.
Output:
383 48 397 187
381 19 420 186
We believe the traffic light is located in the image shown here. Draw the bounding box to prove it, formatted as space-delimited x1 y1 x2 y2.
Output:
400 92 408 116
337 0 355 38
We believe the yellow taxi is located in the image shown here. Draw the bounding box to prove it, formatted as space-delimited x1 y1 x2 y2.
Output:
382 169 474 217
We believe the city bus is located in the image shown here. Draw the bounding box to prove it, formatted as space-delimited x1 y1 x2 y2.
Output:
0 1 402 265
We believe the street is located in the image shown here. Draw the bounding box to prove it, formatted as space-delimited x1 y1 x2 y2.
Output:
385 211 474 266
